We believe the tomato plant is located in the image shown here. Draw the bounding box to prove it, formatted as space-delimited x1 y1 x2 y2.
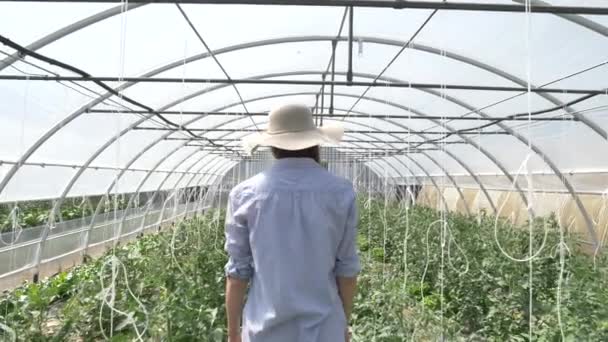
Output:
1 202 606 341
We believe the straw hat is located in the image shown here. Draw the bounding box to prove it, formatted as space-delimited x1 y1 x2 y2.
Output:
242 104 344 155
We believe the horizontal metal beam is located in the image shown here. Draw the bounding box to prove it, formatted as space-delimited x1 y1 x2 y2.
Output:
185 143 439 152
88 109 580 122
213 151 424 159
225 158 381 163
0 159 204 175
204 151 408 156
135 126 509 135
4 0 608 15
166 137 466 145
2 74 604 95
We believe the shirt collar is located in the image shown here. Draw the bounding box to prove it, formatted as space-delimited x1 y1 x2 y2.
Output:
271 157 321 170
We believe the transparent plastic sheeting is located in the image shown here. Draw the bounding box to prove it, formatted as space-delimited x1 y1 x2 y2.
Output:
0 0 607 205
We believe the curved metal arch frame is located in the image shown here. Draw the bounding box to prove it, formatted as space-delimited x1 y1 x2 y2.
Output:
339 125 496 215
80 153 221 258
362 159 436 209
3 2 604 281
113 145 211 247
169 69 599 218
37 80 448 239
188 160 237 210
157 75 498 216
76 150 232 263
2 33 605 200
0 36 600 246
148 35 606 140
170 98 460 212
80 151 220 246
365 156 453 211
1 1 605 136
191 87 597 245
61 136 228 266
373 156 451 212
221 154 398 195
136 153 221 232
511 0 608 37
153 157 227 225
164 72 523 216
180 82 597 245
191 162 233 214
175 86 508 211
0 3 148 72
127 151 223 232
191 118 426 206
189 100 460 213
198 113 432 209
153 158 235 228
34 145 205 273
57 81 595 247
217 112 466 214
361 160 417 205
152 74 547 220
42 68 489 225
158 64 603 231
180 159 238 219
30 107 423 276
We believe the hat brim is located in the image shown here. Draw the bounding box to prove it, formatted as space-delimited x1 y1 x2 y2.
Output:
242 123 343 155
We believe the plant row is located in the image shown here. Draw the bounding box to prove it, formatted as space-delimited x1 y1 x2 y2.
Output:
0 196 130 233
0 200 606 341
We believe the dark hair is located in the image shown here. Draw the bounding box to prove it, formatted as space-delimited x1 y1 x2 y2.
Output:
271 145 320 163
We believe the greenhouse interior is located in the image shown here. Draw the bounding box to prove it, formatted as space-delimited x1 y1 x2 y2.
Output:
1 0 608 341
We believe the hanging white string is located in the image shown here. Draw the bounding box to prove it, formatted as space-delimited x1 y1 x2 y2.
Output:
476 127 483 225
102 0 135 338
554 195 573 341
382 151 389 286
494 155 549 262
0 206 22 245
97 255 149 342
402 79 413 297
521 1 536 339
439 46 448 339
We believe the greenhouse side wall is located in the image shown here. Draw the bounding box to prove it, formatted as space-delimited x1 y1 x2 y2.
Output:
0 187 223 291
415 180 608 249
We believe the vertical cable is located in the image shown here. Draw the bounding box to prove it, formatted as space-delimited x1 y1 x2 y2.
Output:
524 1 534 340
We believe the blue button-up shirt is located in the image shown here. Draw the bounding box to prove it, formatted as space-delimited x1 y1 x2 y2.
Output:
224 157 361 342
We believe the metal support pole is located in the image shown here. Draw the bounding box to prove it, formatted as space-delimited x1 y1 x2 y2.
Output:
330 40 337 122
320 75 326 126
347 6 354 84
313 93 319 125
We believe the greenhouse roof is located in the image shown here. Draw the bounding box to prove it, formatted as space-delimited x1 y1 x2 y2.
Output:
1 0 607 244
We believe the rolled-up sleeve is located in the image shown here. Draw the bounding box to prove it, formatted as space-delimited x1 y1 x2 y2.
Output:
335 192 361 277
224 190 254 280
